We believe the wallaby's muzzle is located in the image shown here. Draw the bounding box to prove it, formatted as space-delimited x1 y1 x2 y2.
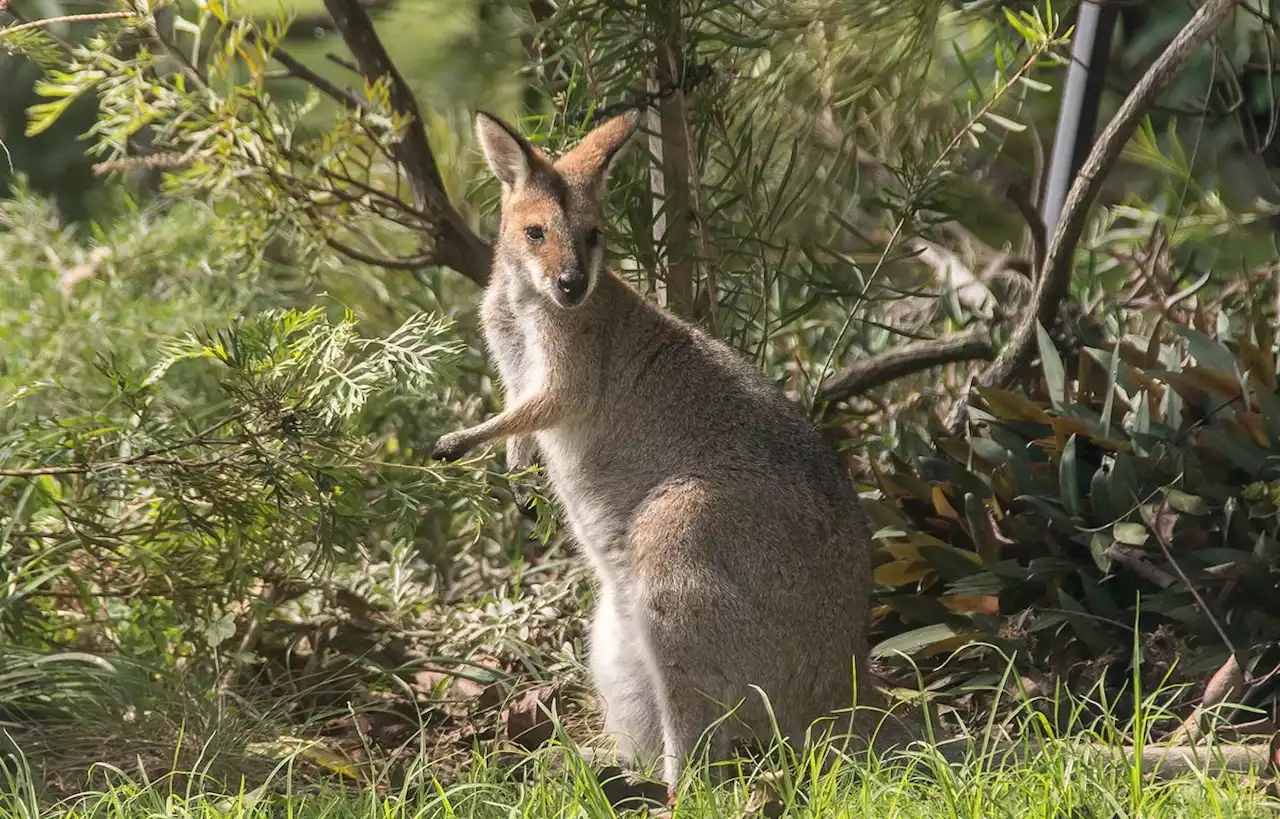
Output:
553 269 590 307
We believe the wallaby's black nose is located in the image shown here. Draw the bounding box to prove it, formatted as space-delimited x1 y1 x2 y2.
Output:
557 273 588 301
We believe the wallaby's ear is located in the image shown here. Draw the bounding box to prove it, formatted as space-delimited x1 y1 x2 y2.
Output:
555 109 641 181
475 110 538 188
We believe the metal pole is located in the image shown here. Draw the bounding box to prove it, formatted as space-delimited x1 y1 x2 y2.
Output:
1040 0 1119 241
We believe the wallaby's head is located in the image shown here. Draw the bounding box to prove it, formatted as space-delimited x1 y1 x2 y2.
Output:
475 109 639 309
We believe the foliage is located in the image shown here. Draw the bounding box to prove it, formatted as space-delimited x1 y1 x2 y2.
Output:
867 307 1280 725
0 183 523 763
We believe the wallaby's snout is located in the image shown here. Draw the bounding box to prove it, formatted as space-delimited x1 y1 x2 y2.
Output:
554 264 589 306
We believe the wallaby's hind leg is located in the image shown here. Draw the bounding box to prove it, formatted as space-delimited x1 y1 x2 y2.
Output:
590 592 663 770
627 478 763 792
650 667 734 790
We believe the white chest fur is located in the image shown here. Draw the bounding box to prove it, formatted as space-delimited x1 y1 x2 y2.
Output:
507 310 626 585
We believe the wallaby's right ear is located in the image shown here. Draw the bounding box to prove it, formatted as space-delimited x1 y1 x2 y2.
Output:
475 111 537 188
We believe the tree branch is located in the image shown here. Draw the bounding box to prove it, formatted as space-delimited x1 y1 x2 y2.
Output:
817 326 995 404
321 0 491 287
324 236 435 269
265 41 370 113
947 0 1239 431
647 0 696 318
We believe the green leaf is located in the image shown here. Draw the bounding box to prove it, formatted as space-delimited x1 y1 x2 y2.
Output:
1059 433 1082 517
1108 452 1143 512
1016 75 1053 93
1172 325 1238 376
882 593 955 624
1099 338 1125 439
1200 428 1267 478
964 492 1001 564
1165 489 1209 515
1015 494 1075 531
968 437 1011 466
1113 522 1149 546
1090 464 1125 525
1254 533 1280 567
982 111 1027 133
1036 321 1067 409
202 612 237 649
919 545 983 582
1091 532 1114 573
1253 388 1280 446
871 623 967 659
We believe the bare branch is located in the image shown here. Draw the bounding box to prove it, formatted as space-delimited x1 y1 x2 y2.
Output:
325 52 361 75
321 0 491 287
948 0 1239 431
266 41 370 113
817 326 994 404
325 236 435 270
647 0 696 317
1005 182 1045 273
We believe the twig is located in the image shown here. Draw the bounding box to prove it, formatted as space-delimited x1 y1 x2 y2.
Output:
0 11 132 36
134 2 210 93
947 0 1240 432
1005 183 1045 273
324 236 436 269
0 444 242 477
817 326 995 404
1103 543 1176 588
324 52 361 75
321 0 440 196
1143 498 1240 661
0 414 249 478
264 40 370 113
647 0 696 317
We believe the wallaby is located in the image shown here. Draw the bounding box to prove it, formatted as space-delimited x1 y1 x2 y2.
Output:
431 108 896 796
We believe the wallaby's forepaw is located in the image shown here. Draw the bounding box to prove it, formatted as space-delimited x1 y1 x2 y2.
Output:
431 432 470 462
513 485 539 521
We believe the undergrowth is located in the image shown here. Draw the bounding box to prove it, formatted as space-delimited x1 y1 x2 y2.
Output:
3 657 1279 818
1 732 1274 819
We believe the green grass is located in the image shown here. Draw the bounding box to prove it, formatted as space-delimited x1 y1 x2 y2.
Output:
3 733 1277 818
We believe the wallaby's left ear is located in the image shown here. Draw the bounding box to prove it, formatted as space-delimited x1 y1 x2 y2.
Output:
554 109 642 181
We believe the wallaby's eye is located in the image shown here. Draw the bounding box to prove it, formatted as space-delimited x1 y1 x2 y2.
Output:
524 225 545 243
585 228 602 248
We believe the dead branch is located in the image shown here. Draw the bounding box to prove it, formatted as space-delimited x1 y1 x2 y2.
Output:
817 326 995 404
321 0 490 287
1103 543 1176 588
927 735 1275 779
946 0 1239 432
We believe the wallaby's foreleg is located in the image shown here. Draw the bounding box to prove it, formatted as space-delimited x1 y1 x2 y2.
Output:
507 435 539 471
431 390 565 462
505 435 541 519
